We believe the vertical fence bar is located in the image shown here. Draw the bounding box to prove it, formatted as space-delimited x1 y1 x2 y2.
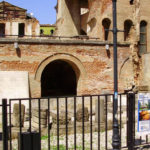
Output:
48 98 50 150
90 96 93 150
2 99 8 150
19 100 22 134
98 96 100 150
38 98 41 150
9 100 12 150
120 94 122 148
65 97 68 150
82 96 85 150
127 93 131 149
29 98 32 133
133 93 135 147
126 94 128 148
146 135 148 144
140 136 142 145
127 93 135 150
57 97 59 150
132 93 135 148
74 96 76 150
105 95 108 150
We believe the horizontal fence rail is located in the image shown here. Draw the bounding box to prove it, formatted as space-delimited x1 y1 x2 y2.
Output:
1 93 150 150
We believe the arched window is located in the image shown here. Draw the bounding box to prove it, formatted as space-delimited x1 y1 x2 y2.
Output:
139 21 147 54
124 20 133 41
102 18 111 41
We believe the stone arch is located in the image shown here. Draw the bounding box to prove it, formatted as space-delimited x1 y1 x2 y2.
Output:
119 57 134 90
35 53 87 95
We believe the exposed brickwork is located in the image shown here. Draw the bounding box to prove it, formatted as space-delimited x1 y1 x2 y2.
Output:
0 61 39 73
0 39 131 97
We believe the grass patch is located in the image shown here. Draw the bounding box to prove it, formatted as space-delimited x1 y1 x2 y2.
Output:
41 135 48 140
41 134 56 141
42 145 66 150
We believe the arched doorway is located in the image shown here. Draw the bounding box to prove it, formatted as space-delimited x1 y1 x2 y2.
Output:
41 60 77 97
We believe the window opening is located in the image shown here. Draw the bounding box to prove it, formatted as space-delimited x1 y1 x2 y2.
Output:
139 21 147 54
102 18 111 41
124 20 133 41
18 23 25 37
0 23 5 37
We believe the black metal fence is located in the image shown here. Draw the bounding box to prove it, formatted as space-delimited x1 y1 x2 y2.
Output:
1 93 150 150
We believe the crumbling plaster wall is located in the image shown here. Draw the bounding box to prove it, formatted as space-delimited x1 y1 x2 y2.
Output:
56 0 80 36
0 41 131 97
140 0 150 52
139 0 150 87
98 0 146 87
85 0 101 37
84 0 150 88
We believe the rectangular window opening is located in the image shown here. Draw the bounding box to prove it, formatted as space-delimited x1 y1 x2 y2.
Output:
18 23 25 37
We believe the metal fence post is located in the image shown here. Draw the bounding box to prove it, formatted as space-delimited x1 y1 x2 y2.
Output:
127 93 135 150
2 98 8 150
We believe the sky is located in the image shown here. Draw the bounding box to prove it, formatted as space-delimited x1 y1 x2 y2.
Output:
3 0 57 24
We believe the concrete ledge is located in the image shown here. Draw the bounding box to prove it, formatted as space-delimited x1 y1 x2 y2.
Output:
0 38 130 46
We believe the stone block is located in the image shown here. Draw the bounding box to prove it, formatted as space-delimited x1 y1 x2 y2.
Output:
51 111 71 125
76 107 89 122
51 122 95 135
12 103 25 127
32 108 48 119
32 116 47 125
31 121 47 129
95 98 105 123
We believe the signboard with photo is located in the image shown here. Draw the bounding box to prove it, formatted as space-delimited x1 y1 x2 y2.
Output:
138 93 150 133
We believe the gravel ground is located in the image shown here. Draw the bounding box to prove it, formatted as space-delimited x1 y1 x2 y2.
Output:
11 122 150 150
11 124 126 150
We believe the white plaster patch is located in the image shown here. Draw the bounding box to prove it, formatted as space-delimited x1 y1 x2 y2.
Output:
0 71 29 111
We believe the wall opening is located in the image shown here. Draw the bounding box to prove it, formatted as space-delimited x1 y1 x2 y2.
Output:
40 29 44 35
18 23 25 37
102 18 111 41
124 20 133 41
41 60 77 97
139 20 147 55
0 23 5 37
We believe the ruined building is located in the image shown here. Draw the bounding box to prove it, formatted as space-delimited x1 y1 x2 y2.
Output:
0 1 40 37
0 0 149 99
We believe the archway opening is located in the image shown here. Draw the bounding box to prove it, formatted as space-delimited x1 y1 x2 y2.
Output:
41 60 77 97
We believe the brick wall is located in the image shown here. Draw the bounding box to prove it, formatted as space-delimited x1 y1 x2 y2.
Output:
0 39 132 97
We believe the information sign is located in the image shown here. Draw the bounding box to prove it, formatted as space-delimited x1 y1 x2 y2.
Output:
138 93 150 133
